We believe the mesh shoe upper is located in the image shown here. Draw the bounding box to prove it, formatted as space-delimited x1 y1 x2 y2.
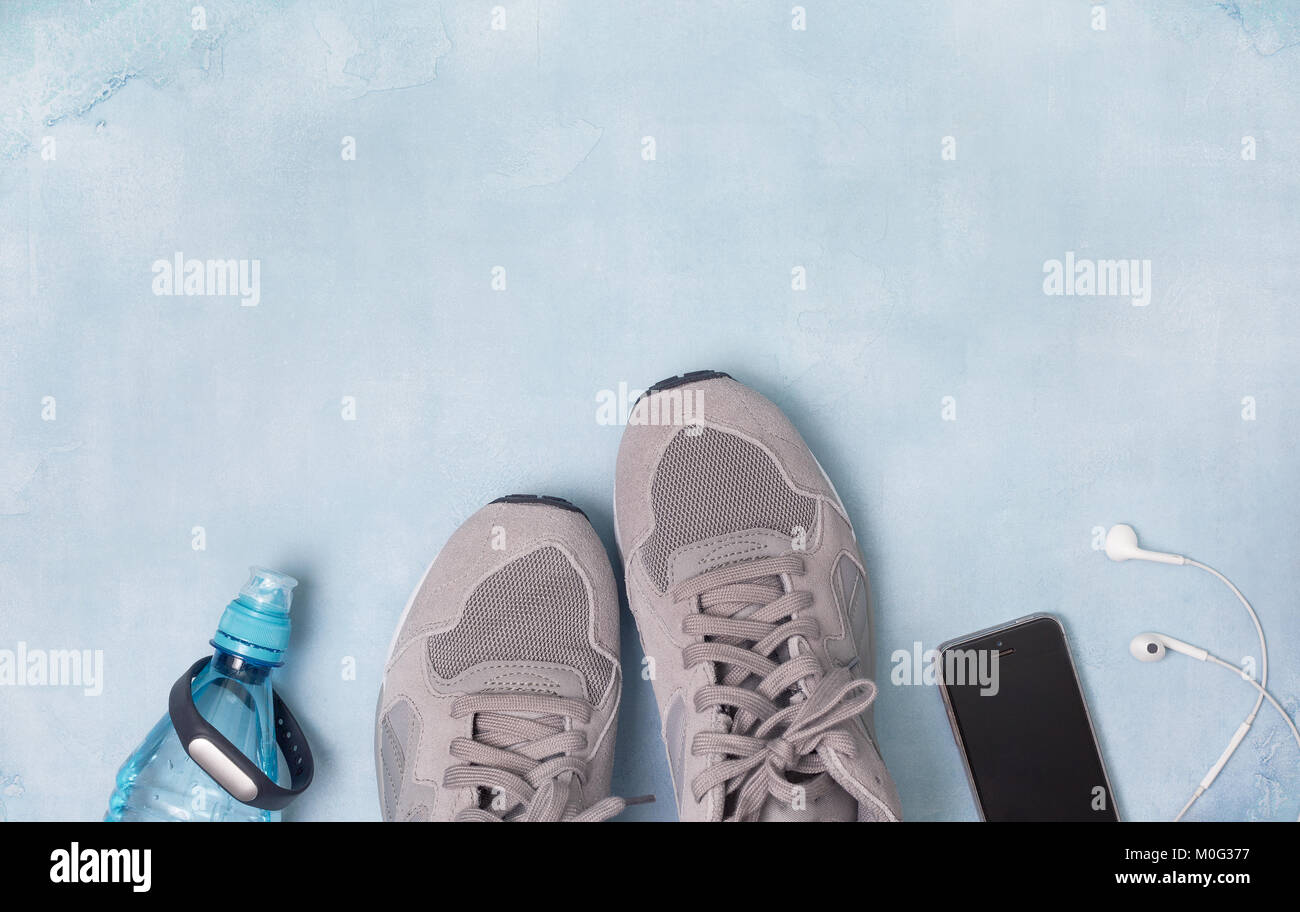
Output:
641 426 818 592
428 545 613 703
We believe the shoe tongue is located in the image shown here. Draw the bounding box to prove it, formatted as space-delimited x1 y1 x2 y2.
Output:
758 775 858 821
669 529 794 589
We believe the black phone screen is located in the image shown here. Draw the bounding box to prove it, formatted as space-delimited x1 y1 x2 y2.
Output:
940 616 1118 821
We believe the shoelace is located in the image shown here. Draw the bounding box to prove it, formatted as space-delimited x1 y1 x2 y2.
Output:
443 692 626 822
674 554 877 821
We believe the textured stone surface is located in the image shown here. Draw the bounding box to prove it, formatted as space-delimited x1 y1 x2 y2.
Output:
1 1 1297 820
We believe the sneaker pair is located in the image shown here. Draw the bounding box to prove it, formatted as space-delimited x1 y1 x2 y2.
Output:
376 372 902 821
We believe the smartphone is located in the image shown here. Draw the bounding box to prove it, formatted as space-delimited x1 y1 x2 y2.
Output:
938 614 1119 821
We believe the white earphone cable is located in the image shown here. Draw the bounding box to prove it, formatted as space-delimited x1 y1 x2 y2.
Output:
1174 558 1267 821
1203 654 1300 822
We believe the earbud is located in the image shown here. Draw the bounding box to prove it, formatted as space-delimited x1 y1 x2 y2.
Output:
1129 633 1165 661
1129 632 1209 663
1105 524 1186 565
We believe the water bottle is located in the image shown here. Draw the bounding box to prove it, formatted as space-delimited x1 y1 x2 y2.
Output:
105 568 302 822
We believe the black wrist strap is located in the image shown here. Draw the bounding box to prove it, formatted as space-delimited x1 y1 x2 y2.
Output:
169 657 314 811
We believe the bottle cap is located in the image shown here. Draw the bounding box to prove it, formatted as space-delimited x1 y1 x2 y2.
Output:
212 567 298 666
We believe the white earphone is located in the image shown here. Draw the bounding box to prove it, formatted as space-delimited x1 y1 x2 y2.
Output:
1105 524 1298 821
1105 524 1185 565
1128 631 1206 663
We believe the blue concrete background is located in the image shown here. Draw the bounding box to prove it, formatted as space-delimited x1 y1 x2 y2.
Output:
2 0 1298 821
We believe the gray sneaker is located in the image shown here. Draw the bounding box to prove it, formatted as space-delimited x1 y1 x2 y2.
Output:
376 495 624 821
614 372 902 822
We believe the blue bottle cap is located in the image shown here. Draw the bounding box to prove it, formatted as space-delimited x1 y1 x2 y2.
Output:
212 567 298 666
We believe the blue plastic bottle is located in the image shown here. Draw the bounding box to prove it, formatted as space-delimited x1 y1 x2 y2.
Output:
105 568 298 822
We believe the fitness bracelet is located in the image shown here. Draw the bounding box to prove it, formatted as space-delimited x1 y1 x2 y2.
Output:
169 657 314 811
